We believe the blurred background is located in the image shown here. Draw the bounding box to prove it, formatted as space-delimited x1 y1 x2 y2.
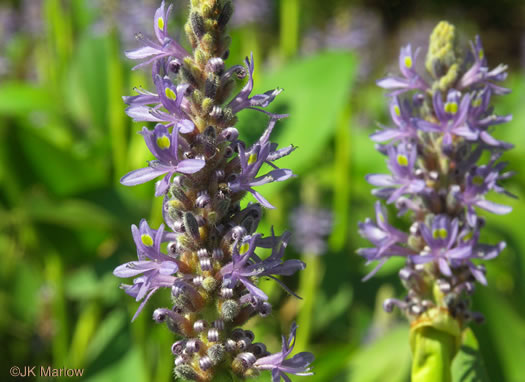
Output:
1 0 524 381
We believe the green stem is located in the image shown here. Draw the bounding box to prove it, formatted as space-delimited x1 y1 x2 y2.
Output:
279 0 300 59
295 254 322 352
411 326 455 382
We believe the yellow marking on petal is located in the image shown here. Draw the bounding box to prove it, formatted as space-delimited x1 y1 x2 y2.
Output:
444 102 458 114
397 154 409 167
463 232 473 242
240 243 250 255
404 56 413 69
165 87 177 101
394 105 401 116
157 17 165 31
473 176 484 186
141 234 154 247
438 228 448 239
157 135 171 150
432 229 439 239
472 97 482 108
248 153 257 165
478 49 484 60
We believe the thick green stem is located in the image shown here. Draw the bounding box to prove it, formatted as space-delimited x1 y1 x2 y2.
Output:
411 326 454 382
409 308 462 382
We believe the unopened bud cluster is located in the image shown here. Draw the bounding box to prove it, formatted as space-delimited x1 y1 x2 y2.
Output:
358 21 514 325
113 1 313 380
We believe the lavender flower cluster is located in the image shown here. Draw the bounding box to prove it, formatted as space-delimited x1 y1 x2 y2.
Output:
358 22 514 323
113 1 313 380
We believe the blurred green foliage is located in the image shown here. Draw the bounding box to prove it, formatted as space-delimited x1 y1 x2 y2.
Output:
1 0 524 381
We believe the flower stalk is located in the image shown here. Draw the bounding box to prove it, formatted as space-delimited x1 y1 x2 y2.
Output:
113 1 313 380
358 21 513 381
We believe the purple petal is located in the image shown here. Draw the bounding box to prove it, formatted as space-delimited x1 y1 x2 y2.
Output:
121 166 168 186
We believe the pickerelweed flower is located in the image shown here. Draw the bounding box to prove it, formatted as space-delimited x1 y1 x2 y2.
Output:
359 21 514 381
113 1 313 381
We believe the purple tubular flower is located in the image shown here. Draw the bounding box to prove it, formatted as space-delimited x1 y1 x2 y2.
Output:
120 124 205 196
125 1 189 70
366 143 425 203
458 36 510 95
416 90 478 148
124 70 193 127
114 220 179 321
377 45 429 95
220 233 305 301
254 323 314 382
412 215 470 277
452 160 512 226
229 117 295 208
371 97 418 143
228 54 283 115
358 201 414 280
467 88 513 148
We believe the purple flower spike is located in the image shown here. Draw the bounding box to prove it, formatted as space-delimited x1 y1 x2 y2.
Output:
360 22 513 324
254 323 314 382
120 125 205 196
117 2 310 379
377 45 429 95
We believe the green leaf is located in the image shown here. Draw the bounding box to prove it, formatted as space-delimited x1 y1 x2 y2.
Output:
451 328 490 382
25 194 117 230
347 325 411 382
0 83 56 115
18 131 108 196
477 289 525 381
